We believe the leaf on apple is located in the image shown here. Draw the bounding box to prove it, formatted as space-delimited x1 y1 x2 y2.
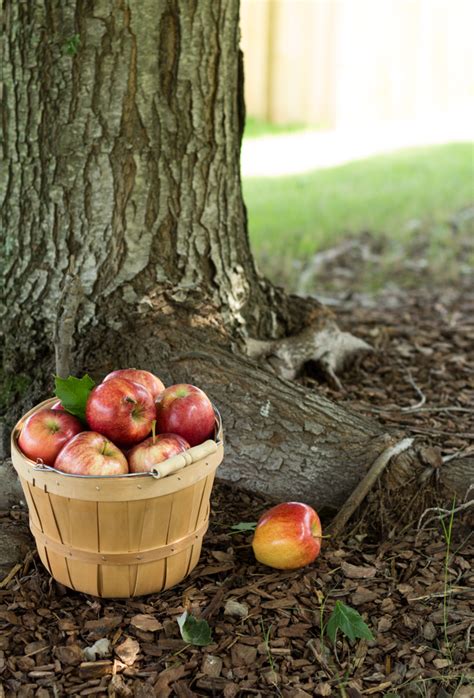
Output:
326 601 374 644
229 521 258 534
177 611 212 646
55 374 96 423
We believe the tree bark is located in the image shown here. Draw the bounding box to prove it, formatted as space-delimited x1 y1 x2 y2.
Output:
1 0 283 368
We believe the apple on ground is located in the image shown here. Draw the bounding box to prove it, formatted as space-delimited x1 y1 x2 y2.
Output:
251 502 322 570
128 431 190 473
86 377 156 447
18 409 83 466
103 368 165 400
55 431 128 475
155 384 215 447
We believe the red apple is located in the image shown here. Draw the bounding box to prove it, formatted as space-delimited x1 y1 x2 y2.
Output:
103 368 165 400
128 432 190 473
18 409 83 466
155 384 215 447
251 502 322 570
50 400 65 411
55 431 128 475
86 377 156 447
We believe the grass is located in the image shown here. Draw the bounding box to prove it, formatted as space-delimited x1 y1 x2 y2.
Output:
439 500 457 664
243 116 309 139
243 142 474 285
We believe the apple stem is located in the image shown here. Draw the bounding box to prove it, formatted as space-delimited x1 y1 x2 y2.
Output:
152 419 156 444
125 396 137 404
101 440 108 455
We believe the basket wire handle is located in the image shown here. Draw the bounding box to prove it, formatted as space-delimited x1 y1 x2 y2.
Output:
151 439 218 479
33 459 55 472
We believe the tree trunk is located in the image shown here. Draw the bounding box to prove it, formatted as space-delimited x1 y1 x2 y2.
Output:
1 1 470 525
1 0 281 363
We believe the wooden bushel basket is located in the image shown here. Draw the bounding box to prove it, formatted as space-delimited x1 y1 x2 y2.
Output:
11 398 223 598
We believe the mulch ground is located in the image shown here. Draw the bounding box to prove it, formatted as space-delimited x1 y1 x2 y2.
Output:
1 259 473 697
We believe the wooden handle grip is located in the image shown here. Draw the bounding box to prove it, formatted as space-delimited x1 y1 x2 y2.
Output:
151 440 218 479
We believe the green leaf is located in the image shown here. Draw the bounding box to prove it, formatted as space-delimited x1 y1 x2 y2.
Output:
230 522 258 534
54 374 95 422
326 601 374 644
177 611 212 646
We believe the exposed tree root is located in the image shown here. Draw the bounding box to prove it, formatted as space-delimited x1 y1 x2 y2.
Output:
246 320 372 386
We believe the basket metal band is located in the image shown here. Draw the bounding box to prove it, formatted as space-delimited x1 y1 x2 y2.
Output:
29 518 209 566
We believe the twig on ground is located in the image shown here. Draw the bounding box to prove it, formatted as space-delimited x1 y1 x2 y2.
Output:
443 450 474 464
327 437 414 538
466 623 473 652
417 500 474 531
411 407 474 414
407 427 474 439
201 575 237 621
407 587 472 602
401 370 426 412
362 403 474 416
0 563 22 589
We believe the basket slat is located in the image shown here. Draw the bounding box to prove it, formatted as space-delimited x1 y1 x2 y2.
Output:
22 479 51 575
98 502 133 597
181 477 207 579
164 484 199 590
49 495 100 596
29 486 72 588
187 473 216 574
132 494 174 596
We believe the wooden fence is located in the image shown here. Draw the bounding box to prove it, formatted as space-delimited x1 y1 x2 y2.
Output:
240 0 474 127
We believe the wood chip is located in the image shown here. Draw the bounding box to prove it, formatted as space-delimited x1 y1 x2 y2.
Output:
84 616 123 638
115 637 140 666
154 665 187 698
55 644 84 666
130 614 161 632
108 675 133 697
351 586 379 605
341 561 377 579
224 599 249 618
231 643 257 667
201 654 223 678
78 660 114 679
278 623 312 638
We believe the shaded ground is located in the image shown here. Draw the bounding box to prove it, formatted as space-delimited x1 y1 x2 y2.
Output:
1 242 473 697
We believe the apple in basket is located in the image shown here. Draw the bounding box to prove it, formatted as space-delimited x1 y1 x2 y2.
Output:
155 384 215 447
55 432 128 475
128 431 190 473
103 368 165 400
18 409 83 466
86 377 156 447
251 502 322 570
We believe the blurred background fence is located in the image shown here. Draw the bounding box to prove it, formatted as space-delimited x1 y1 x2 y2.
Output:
240 0 474 128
